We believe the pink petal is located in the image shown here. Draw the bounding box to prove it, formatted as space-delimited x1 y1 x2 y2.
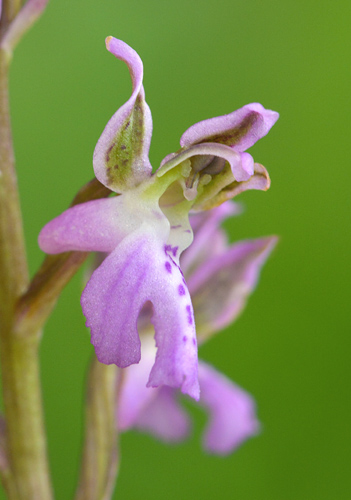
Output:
134 386 191 442
93 38 152 192
198 362 260 454
240 152 254 175
180 103 279 152
118 335 158 430
38 197 130 254
188 236 278 340
118 333 190 440
81 228 200 400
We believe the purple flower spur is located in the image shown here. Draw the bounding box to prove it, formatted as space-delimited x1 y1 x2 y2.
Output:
39 37 278 401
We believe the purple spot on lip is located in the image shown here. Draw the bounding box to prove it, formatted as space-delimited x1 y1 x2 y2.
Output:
186 304 193 325
192 338 196 346
164 244 178 257
164 244 172 255
165 262 172 273
171 224 182 229
185 229 191 233
178 284 185 296
183 336 187 342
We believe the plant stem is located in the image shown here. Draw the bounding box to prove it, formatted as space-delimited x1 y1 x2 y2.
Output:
0 53 27 301
75 357 121 500
0 334 53 499
0 49 53 499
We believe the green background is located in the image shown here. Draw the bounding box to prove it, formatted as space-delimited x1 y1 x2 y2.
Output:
4 0 351 498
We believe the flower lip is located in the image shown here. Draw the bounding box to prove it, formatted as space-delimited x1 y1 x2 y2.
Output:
81 225 200 400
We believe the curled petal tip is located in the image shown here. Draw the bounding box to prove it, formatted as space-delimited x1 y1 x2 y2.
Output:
105 36 113 49
255 163 271 191
264 107 279 125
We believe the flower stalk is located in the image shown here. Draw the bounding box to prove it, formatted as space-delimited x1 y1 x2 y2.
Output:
75 357 121 500
0 333 53 499
0 45 27 313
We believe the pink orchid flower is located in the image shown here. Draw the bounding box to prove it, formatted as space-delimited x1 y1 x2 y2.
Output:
39 37 278 401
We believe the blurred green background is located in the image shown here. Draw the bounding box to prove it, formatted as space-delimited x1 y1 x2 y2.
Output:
3 0 350 498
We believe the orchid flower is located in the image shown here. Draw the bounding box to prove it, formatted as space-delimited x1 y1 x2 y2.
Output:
118 202 277 454
38 37 278 401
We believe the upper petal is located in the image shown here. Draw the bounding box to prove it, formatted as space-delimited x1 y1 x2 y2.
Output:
38 196 133 254
81 226 200 400
188 236 278 341
93 37 152 193
198 361 259 454
180 103 279 152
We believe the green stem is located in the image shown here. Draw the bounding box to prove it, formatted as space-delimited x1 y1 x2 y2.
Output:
0 56 27 298
0 334 53 499
0 50 53 499
75 357 121 500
